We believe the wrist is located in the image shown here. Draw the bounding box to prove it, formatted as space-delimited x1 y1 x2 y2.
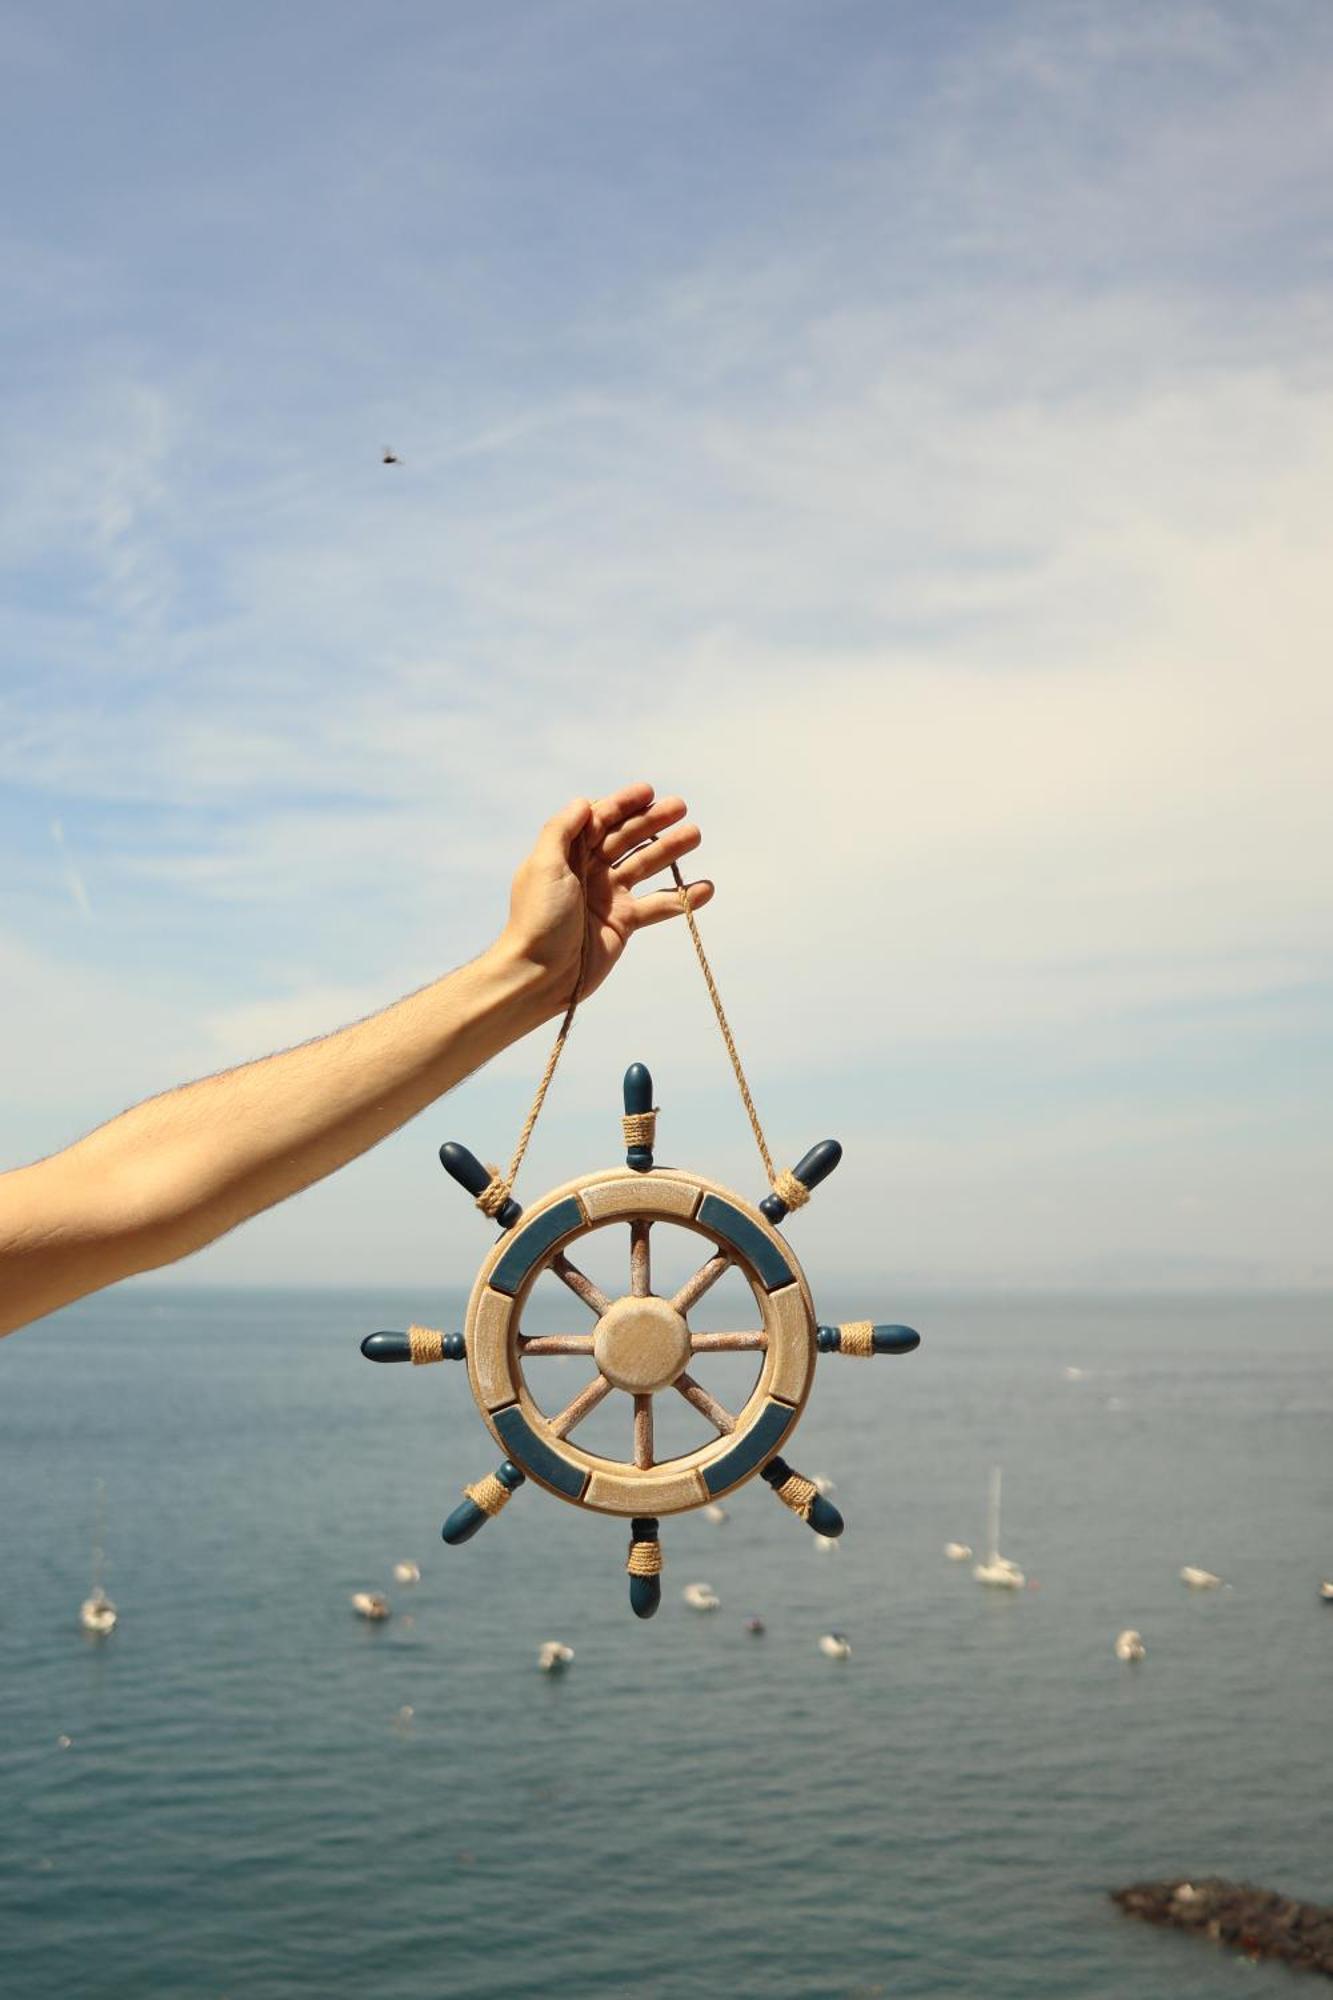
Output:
480 933 567 1028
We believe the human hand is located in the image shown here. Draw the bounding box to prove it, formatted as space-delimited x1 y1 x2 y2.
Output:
498 781 713 1014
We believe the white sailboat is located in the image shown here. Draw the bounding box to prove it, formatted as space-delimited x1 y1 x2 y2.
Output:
79 1482 117 1635
973 1466 1025 1590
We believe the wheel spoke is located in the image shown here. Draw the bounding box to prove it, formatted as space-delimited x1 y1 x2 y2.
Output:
520 1334 597 1356
674 1371 736 1435
629 1219 651 1298
671 1253 731 1315
550 1253 612 1317
689 1331 767 1353
633 1394 654 1468
549 1373 615 1439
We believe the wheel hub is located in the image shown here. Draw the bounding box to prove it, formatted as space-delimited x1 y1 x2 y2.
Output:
593 1294 691 1394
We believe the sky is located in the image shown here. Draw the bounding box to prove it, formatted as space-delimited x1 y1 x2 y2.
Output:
2 0 1331 1293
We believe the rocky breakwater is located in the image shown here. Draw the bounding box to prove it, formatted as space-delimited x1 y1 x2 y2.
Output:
1112 1878 1333 1978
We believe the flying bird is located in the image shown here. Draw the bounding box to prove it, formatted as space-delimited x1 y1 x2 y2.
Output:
382 447 400 464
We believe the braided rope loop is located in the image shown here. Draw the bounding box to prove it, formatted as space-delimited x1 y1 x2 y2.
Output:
465 1473 514 1516
774 1471 818 1521
626 1538 663 1576
408 1323 445 1365
493 846 789 1212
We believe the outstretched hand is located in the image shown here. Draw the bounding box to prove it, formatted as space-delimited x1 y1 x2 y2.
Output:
500 782 713 1012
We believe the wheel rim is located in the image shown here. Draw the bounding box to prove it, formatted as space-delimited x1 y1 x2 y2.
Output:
463 1168 817 1516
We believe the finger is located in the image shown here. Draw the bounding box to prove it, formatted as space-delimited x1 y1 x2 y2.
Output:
586 780 655 848
601 795 688 864
628 879 715 928
612 822 701 890
535 796 593 868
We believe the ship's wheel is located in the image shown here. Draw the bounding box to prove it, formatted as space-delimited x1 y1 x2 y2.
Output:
361 1062 920 1617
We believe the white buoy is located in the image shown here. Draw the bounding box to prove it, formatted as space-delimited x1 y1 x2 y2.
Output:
393 1560 421 1584
812 1475 836 1496
818 1632 851 1660
683 1581 720 1612
537 1640 574 1673
702 1504 728 1525
813 1534 839 1555
1179 1566 1223 1589
351 1591 391 1621
944 1541 973 1561
1114 1627 1146 1662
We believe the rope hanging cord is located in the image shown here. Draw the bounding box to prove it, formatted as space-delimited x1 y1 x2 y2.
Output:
477 846 595 1215
486 844 794 1207
668 861 787 1193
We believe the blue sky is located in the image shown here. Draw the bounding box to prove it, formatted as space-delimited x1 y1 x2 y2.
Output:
3 0 1331 1290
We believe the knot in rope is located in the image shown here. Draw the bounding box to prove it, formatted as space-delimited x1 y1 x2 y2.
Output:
474 1166 511 1219
772 1168 810 1210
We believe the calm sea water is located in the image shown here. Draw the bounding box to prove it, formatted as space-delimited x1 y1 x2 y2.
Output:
1 1281 1330 1999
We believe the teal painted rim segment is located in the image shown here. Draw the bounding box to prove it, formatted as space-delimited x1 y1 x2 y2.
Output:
489 1196 585 1298
492 1404 589 1499
702 1398 796 1495
696 1193 794 1292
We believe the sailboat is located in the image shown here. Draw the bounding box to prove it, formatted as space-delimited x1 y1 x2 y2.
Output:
973 1466 1025 1590
79 1481 117 1635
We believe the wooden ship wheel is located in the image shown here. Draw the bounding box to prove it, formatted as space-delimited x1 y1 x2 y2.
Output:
361 1059 920 1617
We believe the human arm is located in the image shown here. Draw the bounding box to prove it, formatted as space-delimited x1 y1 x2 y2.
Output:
0 781 711 1338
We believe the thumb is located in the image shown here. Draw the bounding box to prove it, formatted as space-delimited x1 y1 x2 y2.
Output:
537 796 593 868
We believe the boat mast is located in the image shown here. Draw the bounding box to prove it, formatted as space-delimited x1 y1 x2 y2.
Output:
987 1465 1002 1563
91 1478 107 1595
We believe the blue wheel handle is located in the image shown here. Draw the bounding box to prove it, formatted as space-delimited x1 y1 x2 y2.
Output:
439 1141 523 1230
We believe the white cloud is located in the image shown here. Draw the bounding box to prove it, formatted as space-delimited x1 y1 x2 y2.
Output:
3 0 1331 1283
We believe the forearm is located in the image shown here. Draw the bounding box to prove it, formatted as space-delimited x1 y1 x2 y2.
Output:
1 781 709 1340
0 939 556 1334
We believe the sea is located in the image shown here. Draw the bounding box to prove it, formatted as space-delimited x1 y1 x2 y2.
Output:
1 1282 1330 1999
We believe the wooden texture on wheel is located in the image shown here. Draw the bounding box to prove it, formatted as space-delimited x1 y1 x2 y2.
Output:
462 1167 817 1517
